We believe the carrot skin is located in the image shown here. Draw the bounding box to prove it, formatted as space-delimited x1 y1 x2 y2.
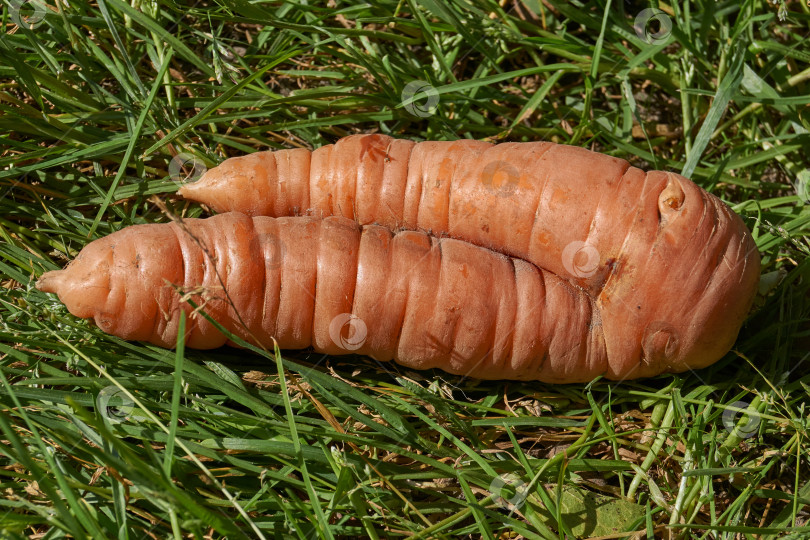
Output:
38 213 617 382
178 135 761 379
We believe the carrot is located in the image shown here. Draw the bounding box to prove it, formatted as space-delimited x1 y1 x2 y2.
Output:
179 134 761 376
36 212 631 382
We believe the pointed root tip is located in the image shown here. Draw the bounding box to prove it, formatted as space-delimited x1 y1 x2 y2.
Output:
36 270 64 294
176 170 212 201
176 183 193 199
176 182 191 196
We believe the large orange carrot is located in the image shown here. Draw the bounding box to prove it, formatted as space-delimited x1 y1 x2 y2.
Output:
179 135 761 376
37 212 625 383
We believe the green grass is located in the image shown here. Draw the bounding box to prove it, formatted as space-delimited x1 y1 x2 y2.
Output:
1 0 809 537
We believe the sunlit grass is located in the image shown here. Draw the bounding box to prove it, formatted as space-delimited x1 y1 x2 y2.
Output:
1 0 809 537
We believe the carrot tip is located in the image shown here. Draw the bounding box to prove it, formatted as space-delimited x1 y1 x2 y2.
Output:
176 172 213 201
36 270 64 294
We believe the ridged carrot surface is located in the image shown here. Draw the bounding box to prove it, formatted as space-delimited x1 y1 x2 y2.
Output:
178 134 761 379
37 213 625 382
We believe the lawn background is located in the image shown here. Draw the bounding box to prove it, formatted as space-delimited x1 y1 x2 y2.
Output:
1 0 809 538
